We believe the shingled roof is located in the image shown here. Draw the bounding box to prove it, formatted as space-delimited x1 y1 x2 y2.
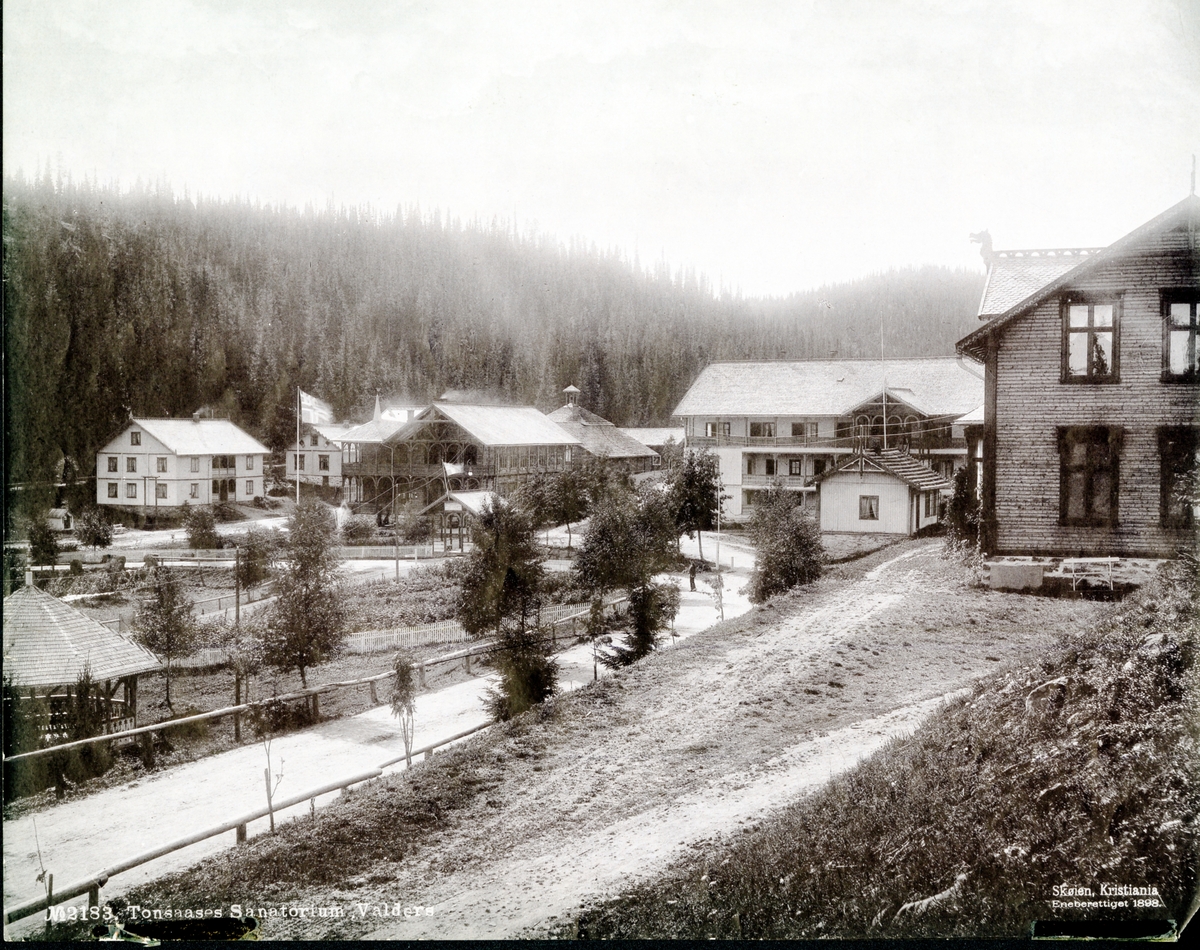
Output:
545 404 659 461
104 419 269 456
3 586 162 688
959 194 1200 361
976 249 1102 318
673 358 983 418
409 404 582 447
814 449 952 492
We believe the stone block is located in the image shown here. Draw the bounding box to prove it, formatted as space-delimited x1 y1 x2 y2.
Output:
989 562 1043 590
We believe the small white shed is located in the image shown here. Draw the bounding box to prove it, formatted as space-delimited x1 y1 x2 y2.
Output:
814 449 951 535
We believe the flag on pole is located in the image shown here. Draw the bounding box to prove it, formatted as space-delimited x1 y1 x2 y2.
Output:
299 390 334 425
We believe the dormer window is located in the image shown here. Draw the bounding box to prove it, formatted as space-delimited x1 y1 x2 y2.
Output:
1062 297 1120 383
1163 291 1199 381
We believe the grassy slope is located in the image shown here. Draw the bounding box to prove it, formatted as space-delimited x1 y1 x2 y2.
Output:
566 559 1199 939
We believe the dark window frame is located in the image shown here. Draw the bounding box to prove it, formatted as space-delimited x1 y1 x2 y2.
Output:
789 458 804 476
107 457 118 472
1161 290 1199 383
1157 425 1199 528
749 421 776 438
130 431 141 446
1061 294 1121 384
1056 425 1122 527
859 495 879 520
107 482 119 498
764 458 776 476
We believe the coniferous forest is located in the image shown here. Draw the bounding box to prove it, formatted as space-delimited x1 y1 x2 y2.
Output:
3 174 985 516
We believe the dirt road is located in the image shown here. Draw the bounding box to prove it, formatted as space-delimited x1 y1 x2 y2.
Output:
349 541 1108 941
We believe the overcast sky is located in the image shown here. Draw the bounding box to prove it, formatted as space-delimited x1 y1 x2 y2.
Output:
4 0 1199 296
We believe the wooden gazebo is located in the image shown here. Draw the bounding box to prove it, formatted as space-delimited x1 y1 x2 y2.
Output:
3 582 162 740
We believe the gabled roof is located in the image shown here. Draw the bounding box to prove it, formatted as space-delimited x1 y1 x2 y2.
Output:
545 404 659 460
672 358 983 418
109 419 269 456
619 427 686 448
341 417 410 445
958 194 1200 361
310 422 356 444
406 404 581 447
814 449 952 492
3 586 163 688
420 490 501 517
956 404 985 425
977 249 1102 319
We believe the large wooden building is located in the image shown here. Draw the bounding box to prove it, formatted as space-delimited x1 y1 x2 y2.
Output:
343 403 582 513
957 194 1200 557
545 386 659 474
95 417 270 510
672 358 983 520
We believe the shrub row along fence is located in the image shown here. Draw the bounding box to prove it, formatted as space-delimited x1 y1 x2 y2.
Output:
2 600 629 926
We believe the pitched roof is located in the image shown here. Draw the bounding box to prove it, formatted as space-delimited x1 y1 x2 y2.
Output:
310 422 357 444
414 404 581 447
956 404 985 425
977 249 1102 318
340 417 410 445
545 404 659 460
815 449 952 492
123 419 269 456
421 490 502 517
958 194 1200 361
672 358 983 418
619 427 686 448
3 586 163 688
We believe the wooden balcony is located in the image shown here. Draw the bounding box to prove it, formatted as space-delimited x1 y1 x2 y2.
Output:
741 474 814 490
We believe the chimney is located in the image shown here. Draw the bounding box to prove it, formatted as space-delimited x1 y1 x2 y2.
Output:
373 394 382 423
25 570 34 588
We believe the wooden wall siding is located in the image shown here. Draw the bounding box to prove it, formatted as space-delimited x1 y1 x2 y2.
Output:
992 237 1198 556
820 473 911 534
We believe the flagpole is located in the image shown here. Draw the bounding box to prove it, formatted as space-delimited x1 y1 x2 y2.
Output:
296 386 301 508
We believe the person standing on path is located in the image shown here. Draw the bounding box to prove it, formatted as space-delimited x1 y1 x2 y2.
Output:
689 562 697 591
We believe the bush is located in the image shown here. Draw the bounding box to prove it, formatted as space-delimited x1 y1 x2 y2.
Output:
75 506 113 550
184 505 221 549
747 487 824 603
340 515 376 545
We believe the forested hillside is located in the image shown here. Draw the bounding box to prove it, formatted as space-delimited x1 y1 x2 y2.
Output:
3 174 984 512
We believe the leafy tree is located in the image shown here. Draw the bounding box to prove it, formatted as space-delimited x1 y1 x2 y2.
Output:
458 498 557 720
390 651 419 766
945 466 981 546
263 501 347 689
136 567 197 710
236 527 277 589
27 514 59 567
575 483 680 666
747 487 824 603
671 449 721 563
184 504 221 550
74 506 113 550
549 468 589 550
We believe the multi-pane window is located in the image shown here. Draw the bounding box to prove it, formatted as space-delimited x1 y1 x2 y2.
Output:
1158 426 1199 528
157 457 168 473
924 491 935 517
1163 293 1199 380
789 459 804 476
1063 298 1120 382
108 483 119 498
859 495 879 520
749 422 775 438
126 457 137 472
319 454 330 471
156 484 168 499
297 454 306 471
246 456 256 470
191 456 200 472
126 483 138 498
246 480 254 496
107 457 118 472
704 421 730 438
130 431 141 446
311 434 319 447
190 483 199 499
791 422 818 439
1057 426 1121 526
